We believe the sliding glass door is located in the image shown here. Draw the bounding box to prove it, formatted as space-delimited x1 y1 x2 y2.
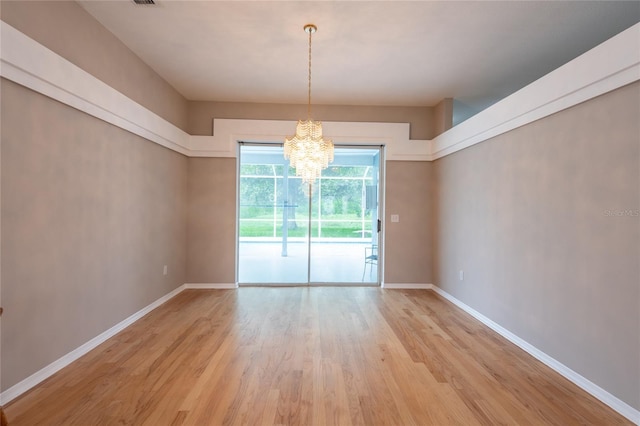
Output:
237 144 382 285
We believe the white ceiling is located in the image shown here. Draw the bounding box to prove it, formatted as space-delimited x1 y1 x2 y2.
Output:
79 0 639 114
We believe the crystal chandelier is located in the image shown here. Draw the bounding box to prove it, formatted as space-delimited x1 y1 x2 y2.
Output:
284 24 334 185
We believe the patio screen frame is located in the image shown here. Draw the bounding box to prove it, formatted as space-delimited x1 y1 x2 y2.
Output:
236 142 384 286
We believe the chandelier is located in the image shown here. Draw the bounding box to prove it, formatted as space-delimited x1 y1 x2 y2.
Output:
284 24 334 185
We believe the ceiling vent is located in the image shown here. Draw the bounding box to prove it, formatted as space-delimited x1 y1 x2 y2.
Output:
133 0 155 4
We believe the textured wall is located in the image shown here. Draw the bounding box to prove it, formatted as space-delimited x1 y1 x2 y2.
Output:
1 0 189 131
3 1 637 413
184 158 434 286
433 82 640 410
1 80 188 390
186 158 237 284
384 161 435 284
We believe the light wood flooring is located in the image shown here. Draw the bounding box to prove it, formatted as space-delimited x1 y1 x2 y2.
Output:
5 288 632 425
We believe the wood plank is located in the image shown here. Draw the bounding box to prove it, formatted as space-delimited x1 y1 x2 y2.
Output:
5 288 633 425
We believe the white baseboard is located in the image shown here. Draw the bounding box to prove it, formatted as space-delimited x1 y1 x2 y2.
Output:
0 282 239 403
5 282 636 424
382 283 433 289
430 285 640 425
0 284 187 405
184 283 238 289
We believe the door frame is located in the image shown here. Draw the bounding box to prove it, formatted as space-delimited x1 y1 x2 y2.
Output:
236 142 385 286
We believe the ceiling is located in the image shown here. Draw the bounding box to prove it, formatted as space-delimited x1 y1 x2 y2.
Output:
78 1 639 116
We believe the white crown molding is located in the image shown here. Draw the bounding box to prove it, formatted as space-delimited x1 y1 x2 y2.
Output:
430 285 640 424
0 21 192 156
0 284 187 405
0 21 428 162
2 20 637 162
189 119 431 161
431 23 640 160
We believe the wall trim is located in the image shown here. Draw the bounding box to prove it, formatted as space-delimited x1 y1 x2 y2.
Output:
191 119 431 161
0 21 192 156
2 20 637 162
430 286 640 424
382 283 433 289
1 277 637 424
0 282 241 404
431 23 640 159
0 284 187 405
0 21 428 162
184 283 238 289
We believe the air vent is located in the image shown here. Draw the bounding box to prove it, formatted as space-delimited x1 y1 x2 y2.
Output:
133 0 155 4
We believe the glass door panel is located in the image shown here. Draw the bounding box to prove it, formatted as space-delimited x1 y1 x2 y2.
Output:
237 144 382 285
238 145 309 284
309 147 381 284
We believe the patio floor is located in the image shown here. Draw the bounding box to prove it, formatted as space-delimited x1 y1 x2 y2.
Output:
238 241 378 284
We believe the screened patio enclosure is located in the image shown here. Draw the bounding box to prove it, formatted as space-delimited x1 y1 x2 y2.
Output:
237 144 382 285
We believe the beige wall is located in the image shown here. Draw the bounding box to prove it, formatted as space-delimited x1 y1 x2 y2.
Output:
433 82 640 410
1 0 190 394
3 1 637 412
433 98 453 136
384 161 434 284
188 101 436 140
185 100 438 286
186 158 237 284
1 79 188 390
1 1 189 131
184 158 434 286
0 1 437 391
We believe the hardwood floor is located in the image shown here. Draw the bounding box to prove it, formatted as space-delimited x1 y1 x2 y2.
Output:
5 288 632 425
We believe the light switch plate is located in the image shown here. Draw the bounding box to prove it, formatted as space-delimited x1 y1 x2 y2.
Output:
391 214 399 223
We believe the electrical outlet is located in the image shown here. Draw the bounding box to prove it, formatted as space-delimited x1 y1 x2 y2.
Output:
163 265 168 275
459 270 464 281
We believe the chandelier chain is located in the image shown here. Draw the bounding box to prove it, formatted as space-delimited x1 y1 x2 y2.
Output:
307 27 312 119
284 24 334 186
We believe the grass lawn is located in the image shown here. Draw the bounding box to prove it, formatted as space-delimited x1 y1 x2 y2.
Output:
240 220 372 238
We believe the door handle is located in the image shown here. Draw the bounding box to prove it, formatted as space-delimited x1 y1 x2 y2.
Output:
377 219 381 233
